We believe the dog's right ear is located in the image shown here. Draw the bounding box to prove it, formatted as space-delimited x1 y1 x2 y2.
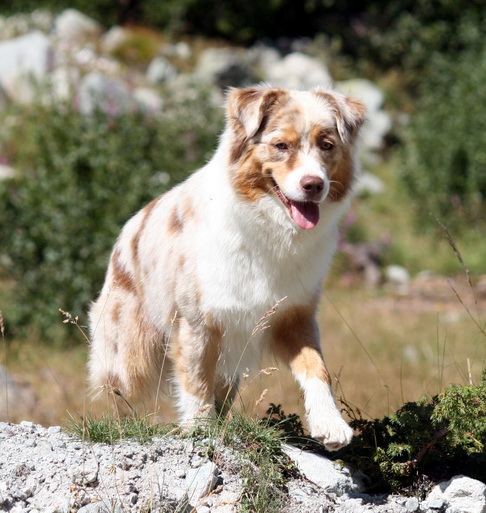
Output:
226 86 288 139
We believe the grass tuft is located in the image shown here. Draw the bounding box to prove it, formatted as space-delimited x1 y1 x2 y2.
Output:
68 413 176 445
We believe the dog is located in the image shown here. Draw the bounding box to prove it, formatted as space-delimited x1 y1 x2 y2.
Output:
88 85 365 451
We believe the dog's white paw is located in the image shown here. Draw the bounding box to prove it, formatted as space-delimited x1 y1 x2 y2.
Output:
309 415 353 451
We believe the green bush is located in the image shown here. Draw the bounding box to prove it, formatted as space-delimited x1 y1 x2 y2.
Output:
0 88 222 342
339 371 486 493
401 43 486 232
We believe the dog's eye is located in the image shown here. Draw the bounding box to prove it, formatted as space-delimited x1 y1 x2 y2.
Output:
275 142 289 151
320 141 334 151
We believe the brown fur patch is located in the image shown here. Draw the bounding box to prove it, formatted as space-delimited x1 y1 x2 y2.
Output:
265 110 301 137
227 88 291 165
111 249 136 293
345 98 367 129
123 306 166 399
111 301 122 323
233 149 274 202
310 126 337 148
182 198 196 220
313 91 366 141
107 371 123 390
131 196 160 265
175 315 224 401
168 206 184 234
229 123 250 165
271 304 331 384
178 254 186 271
328 149 354 202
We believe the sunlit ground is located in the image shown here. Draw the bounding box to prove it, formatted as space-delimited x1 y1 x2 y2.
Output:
2 275 485 429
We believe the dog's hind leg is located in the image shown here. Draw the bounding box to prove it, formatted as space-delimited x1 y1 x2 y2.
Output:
214 376 240 418
172 316 223 424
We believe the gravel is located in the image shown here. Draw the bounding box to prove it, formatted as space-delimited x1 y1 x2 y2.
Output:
0 422 479 512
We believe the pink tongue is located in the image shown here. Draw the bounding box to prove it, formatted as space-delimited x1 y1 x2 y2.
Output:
290 201 320 230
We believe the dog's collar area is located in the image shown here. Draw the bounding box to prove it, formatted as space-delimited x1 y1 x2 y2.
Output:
271 180 320 230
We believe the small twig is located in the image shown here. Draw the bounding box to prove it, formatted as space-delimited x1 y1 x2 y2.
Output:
412 427 450 468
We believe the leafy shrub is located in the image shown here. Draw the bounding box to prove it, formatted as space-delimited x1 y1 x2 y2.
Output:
0 87 222 342
401 43 486 232
351 1 486 76
339 371 486 493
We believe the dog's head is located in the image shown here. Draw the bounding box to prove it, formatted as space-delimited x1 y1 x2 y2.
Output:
226 85 366 230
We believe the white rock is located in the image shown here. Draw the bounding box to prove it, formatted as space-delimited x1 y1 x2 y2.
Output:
193 47 252 86
265 52 332 90
405 497 419 512
282 444 363 495
54 9 101 46
101 26 129 55
0 83 7 110
427 475 486 513
0 164 15 180
133 87 163 113
77 503 113 513
48 66 80 102
250 44 281 71
70 457 99 486
354 171 385 196
385 265 410 285
0 367 37 421
185 462 219 505
336 78 392 163
146 56 178 84
0 31 53 103
162 41 191 60
77 71 134 115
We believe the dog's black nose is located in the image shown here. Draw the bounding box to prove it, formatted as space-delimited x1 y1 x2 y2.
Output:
300 175 324 199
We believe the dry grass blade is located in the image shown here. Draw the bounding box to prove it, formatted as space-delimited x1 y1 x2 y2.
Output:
59 309 91 345
431 215 485 336
0 310 4 339
447 279 486 338
0 310 8 420
431 215 477 301
251 297 287 337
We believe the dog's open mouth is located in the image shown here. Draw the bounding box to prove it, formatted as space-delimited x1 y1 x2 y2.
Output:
273 183 320 230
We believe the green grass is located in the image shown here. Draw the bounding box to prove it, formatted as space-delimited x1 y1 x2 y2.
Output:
68 413 177 445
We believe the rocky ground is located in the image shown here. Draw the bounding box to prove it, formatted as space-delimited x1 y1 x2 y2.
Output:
1 422 485 513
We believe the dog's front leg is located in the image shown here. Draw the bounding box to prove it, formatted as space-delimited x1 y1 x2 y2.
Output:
271 307 353 451
173 317 222 424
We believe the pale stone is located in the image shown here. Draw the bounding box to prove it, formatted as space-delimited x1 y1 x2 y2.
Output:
427 475 486 513
265 52 332 90
282 444 363 495
54 9 101 46
0 31 53 103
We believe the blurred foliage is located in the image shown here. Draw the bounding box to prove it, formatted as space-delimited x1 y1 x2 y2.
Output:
401 43 486 232
338 371 486 493
0 87 222 342
1 1 484 74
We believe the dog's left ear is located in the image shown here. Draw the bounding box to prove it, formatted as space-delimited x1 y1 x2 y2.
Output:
226 86 288 139
314 91 366 143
